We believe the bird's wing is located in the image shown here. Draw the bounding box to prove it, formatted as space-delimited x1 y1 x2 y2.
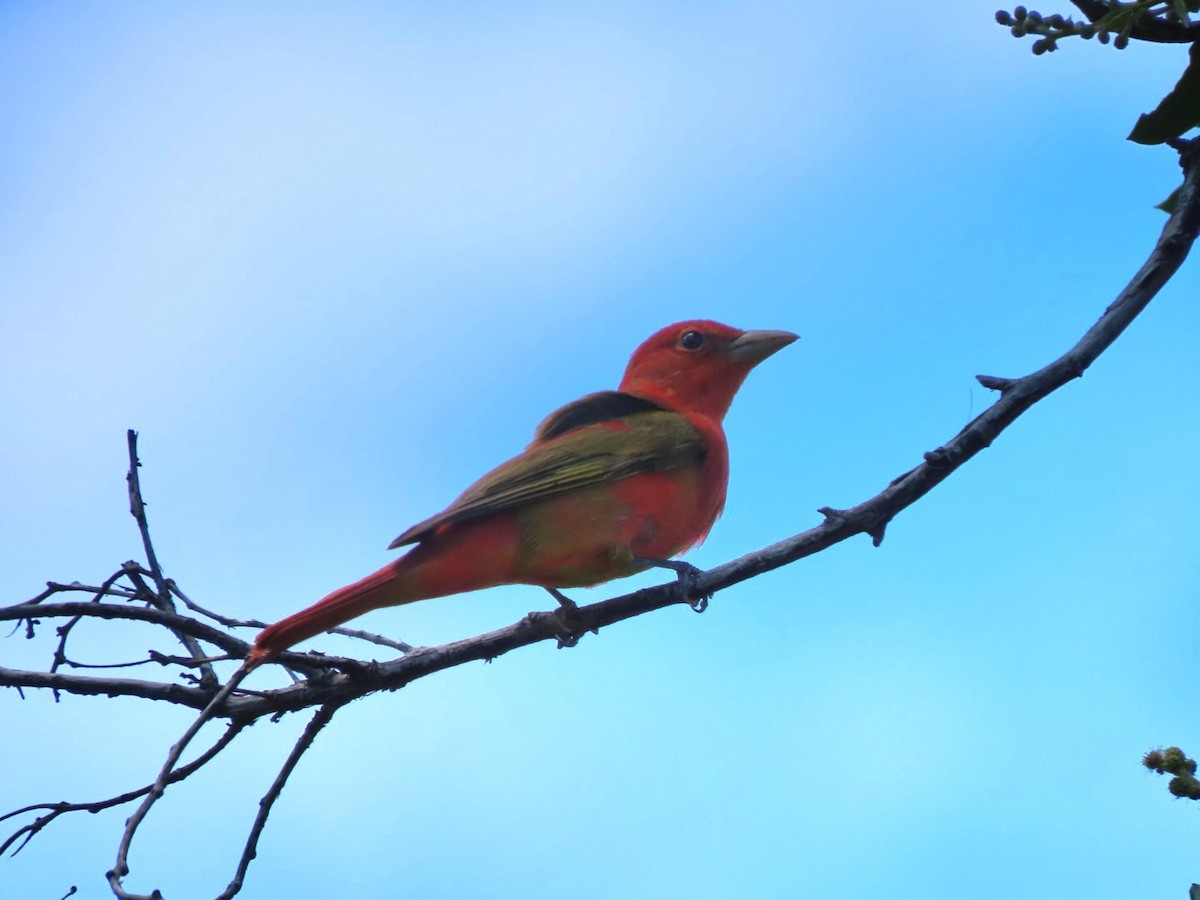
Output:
532 390 665 441
388 404 705 549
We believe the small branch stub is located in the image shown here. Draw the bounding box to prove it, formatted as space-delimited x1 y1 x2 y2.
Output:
976 374 1016 393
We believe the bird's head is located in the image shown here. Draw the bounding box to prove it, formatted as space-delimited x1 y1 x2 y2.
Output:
618 320 798 422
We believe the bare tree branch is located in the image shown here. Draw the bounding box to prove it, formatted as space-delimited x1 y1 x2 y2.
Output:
126 432 219 689
0 663 214 707
214 702 343 900
4 138 1197 899
1 602 251 659
107 667 252 900
0 720 247 857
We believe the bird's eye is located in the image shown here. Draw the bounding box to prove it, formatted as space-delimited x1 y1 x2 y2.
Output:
678 330 705 351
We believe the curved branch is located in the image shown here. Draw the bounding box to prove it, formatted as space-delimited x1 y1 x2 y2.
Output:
1 602 250 657
8 140 1200 726
0 720 248 856
3 140 1198 900
108 667 252 900
0 664 213 707
225 141 1200 718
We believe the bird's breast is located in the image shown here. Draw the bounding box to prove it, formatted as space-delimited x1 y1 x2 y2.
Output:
511 463 724 588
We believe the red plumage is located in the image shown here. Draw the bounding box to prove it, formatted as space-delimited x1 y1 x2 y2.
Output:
249 320 796 664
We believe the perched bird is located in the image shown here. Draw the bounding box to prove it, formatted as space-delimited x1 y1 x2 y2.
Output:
249 320 796 664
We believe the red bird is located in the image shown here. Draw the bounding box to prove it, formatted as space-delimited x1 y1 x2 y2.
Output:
249 320 796 664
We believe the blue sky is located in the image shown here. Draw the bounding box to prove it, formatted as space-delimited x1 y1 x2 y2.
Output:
3 3 1199 898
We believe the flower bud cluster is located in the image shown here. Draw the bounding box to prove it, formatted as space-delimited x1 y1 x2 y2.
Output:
995 2 1196 54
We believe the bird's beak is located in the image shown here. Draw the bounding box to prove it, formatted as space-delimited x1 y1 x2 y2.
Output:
727 329 799 364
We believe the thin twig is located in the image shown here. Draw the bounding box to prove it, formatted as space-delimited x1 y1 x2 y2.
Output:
56 658 159 670
5 580 140 611
169 583 413 653
167 582 263 630
326 625 414 654
125 431 169 601
0 602 250 657
107 665 252 900
47 567 133 701
215 702 343 900
0 664 225 708
126 432 218 689
0 720 247 856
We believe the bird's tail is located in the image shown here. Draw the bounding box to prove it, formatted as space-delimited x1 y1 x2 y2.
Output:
247 516 521 666
247 561 413 665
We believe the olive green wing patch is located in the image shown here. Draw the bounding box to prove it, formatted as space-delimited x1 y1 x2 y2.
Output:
388 409 705 549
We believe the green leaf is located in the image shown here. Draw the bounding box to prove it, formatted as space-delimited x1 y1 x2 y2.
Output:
1101 6 1138 35
1155 184 1183 214
1129 42 1200 145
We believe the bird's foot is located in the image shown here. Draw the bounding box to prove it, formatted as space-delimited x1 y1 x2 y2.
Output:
634 557 711 613
544 587 586 648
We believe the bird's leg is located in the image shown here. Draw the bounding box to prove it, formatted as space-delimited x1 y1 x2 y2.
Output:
544 587 584 648
545 587 577 612
634 557 711 613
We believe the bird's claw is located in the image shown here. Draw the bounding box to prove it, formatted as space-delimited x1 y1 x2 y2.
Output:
552 607 587 648
554 629 581 649
670 561 711 612
634 557 712 613
678 566 712 613
544 587 586 648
